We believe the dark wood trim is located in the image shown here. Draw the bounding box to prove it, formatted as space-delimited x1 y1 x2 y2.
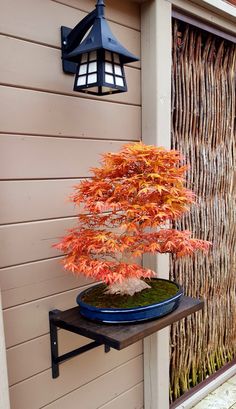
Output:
172 10 236 43
170 359 236 409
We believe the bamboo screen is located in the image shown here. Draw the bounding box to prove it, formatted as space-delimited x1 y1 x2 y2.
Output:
170 19 236 402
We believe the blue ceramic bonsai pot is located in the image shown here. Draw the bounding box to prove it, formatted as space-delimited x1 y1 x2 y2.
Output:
76 278 183 324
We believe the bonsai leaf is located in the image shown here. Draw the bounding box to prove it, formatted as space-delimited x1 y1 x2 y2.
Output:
54 142 211 293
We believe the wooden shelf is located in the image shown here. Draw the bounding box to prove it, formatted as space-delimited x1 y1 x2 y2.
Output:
49 296 203 378
52 296 203 349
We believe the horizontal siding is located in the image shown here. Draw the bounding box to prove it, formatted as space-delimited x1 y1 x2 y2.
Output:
99 382 143 409
6 329 142 389
51 0 141 30
0 218 76 268
0 218 131 269
0 35 141 106
0 258 94 308
41 357 143 409
4 287 91 347
9 345 142 409
0 0 140 68
0 88 141 138
1 1 142 408
7 330 96 386
0 180 81 224
0 137 126 180
2 274 83 309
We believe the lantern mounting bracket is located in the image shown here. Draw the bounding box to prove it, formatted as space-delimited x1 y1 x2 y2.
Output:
61 7 97 74
61 26 79 74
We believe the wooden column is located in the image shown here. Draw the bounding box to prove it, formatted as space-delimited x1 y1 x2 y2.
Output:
141 0 172 408
0 291 10 409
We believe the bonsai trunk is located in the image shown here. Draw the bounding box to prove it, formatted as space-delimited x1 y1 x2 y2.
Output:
106 277 151 296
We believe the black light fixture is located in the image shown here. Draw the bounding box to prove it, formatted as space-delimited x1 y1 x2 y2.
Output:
61 0 139 95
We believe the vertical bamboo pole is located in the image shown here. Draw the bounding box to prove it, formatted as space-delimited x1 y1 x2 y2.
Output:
0 291 10 409
141 1 172 408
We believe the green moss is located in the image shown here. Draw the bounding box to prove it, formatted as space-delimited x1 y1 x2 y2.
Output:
81 279 179 309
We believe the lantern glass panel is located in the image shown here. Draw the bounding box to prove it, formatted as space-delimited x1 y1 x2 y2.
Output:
87 73 97 84
115 77 124 87
105 62 113 74
79 64 87 75
89 51 97 61
114 65 122 76
88 62 97 73
105 74 114 84
113 54 120 64
105 51 112 61
81 53 88 63
77 76 86 86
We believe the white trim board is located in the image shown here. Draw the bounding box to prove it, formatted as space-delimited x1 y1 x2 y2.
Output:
0 292 10 409
170 0 236 31
174 364 236 409
202 0 236 16
141 0 172 407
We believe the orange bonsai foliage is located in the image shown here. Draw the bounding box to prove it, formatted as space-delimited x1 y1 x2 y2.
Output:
55 142 210 295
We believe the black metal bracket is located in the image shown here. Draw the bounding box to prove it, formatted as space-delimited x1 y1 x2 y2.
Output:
61 27 77 74
49 310 110 379
61 7 97 74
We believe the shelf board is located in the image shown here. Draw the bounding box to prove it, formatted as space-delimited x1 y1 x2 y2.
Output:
50 296 203 351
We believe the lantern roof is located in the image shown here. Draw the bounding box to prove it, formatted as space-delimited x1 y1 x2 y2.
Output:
66 14 139 64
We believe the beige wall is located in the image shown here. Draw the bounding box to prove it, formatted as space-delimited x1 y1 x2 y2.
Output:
0 1 143 408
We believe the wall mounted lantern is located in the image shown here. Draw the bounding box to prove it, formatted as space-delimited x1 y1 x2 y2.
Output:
61 0 139 95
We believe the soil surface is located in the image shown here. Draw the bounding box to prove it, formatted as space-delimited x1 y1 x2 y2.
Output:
81 279 179 309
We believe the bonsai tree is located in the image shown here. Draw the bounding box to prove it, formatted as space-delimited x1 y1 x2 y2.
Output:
55 142 210 296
